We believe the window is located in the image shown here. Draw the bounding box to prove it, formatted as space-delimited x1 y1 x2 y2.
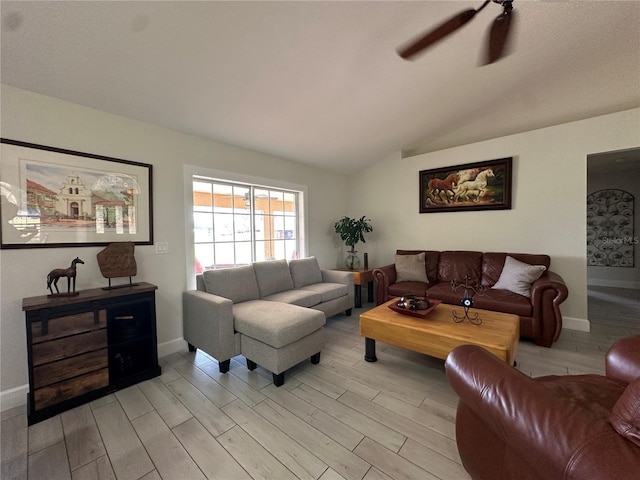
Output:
191 176 303 273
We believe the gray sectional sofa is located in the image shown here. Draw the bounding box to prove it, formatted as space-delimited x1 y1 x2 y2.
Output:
183 257 354 386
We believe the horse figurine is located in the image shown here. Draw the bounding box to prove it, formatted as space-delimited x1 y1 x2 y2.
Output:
47 257 84 295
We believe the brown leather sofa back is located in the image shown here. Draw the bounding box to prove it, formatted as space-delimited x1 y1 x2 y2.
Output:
438 251 483 284
395 249 552 286
395 250 440 282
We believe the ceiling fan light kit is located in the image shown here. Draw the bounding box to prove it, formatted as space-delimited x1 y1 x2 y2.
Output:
398 0 515 65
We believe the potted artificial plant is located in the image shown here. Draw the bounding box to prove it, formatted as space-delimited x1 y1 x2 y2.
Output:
334 215 373 269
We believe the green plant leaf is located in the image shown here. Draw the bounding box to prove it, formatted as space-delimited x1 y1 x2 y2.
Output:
334 215 372 247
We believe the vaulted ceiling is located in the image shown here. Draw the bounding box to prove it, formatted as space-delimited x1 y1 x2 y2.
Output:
2 1 639 174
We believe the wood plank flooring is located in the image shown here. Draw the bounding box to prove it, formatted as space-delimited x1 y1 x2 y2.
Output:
2 286 639 480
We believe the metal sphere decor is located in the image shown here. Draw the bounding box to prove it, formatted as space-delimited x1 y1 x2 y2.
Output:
451 275 483 324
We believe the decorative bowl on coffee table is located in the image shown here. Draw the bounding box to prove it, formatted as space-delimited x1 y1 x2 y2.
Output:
388 297 442 318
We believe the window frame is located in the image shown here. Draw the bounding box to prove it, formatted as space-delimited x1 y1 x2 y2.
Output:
183 165 308 289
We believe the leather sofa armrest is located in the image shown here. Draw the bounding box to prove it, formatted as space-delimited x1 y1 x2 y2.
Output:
446 345 640 480
529 270 569 346
182 290 239 363
606 335 640 384
372 264 396 305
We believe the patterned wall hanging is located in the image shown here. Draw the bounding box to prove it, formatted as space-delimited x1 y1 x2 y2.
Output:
587 189 634 267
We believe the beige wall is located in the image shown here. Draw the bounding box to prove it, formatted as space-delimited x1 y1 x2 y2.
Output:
347 108 640 331
0 85 348 408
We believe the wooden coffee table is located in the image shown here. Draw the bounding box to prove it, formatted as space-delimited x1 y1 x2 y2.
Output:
360 299 519 365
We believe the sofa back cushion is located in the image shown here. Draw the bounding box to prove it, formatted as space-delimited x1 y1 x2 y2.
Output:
492 256 546 298
482 253 551 287
289 256 323 288
396 250 440 282
253 259 294 297
196 274 206 292
202 265 260 303
395 253 428 283
438 251 483 284
610 377 640 448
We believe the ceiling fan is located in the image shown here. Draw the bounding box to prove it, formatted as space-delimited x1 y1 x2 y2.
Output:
398 0 516 65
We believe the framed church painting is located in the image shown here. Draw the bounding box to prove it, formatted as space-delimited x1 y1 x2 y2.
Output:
1 139 153 248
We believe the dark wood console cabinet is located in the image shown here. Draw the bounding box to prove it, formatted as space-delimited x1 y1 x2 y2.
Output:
23 282 161 425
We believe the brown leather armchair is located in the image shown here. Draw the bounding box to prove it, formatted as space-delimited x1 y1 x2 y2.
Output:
445 335 640 480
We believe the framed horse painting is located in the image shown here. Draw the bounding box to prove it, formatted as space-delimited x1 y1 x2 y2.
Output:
0 139 153 249
419 157 512 213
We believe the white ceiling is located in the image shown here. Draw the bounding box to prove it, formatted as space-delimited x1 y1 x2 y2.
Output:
1 1 639 175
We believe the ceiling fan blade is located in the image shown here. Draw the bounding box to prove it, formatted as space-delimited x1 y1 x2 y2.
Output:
398 8 480 60
484 7 516 64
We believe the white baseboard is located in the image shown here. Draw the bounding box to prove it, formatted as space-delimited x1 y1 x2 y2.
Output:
1 384 28 412
563 316 590 332
588 278 640 289
158 337 188 359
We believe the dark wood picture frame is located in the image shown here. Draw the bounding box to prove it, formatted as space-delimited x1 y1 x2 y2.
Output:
419 157 512 213
1 139 153 249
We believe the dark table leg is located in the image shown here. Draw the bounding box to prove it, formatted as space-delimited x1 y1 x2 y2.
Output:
354 284 362 308
364 337 377 362
367 281 374 303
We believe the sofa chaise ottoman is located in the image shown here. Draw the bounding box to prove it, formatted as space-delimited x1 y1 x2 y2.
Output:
183 257 354 386
373 250 568 347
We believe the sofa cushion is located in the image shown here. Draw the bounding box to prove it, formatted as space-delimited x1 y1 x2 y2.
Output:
493 256 546 297
299 282 349 302
234 300 326 348
424 283 533 317
289 257 323 288
389 281 429 299
536 374 626 414
482 253 551 287
262 289 322 308
421 283 463 307
202 266 259 303
473 288 533 317
253 259 294 298
397 250 440 283
395 253 428 283
438 251 483 284
610 377 640 448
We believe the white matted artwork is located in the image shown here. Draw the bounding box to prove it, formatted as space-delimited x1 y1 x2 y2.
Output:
1 139 153 248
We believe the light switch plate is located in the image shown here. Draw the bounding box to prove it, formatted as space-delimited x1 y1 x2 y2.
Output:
155 242 169 254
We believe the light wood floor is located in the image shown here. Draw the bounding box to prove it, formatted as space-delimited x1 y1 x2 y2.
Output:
2 286 639 480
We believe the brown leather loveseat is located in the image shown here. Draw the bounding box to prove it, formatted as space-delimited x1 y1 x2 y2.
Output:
445 335 640 480
373 250 568 347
